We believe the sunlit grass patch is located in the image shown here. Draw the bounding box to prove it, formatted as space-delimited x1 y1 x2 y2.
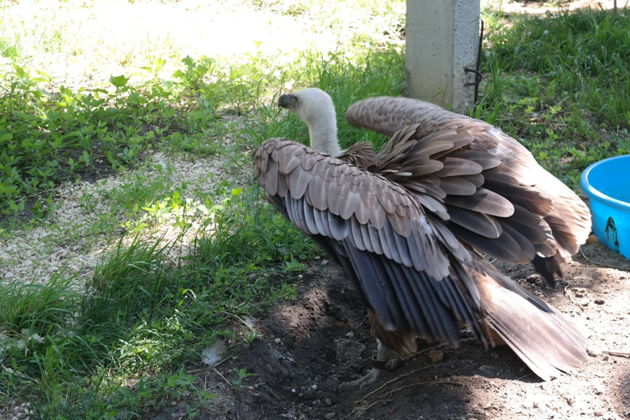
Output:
476 8 630 187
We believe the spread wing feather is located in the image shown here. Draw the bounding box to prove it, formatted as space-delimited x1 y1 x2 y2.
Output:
254 137 475 345
346 96 591 281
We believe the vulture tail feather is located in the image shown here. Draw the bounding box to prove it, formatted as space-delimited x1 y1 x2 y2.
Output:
468 260 587 380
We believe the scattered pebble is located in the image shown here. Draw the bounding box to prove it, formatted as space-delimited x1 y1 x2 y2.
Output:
324 413 335 419
5 402 32 420
325 398 333 406
594 299 605 305
587 346 603 357
428 349 444 363
576 297 590 306
526 274 540 284
573 288 587 298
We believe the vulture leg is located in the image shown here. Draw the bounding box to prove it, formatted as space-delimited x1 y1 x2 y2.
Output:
339 339 402 390
531 253 566 287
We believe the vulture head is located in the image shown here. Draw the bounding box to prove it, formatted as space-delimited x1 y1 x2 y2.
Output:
278 88 341 157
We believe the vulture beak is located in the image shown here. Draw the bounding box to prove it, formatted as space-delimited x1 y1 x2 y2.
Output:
278 93 298 110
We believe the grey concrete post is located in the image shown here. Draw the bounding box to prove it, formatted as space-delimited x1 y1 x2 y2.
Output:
405 0 480 113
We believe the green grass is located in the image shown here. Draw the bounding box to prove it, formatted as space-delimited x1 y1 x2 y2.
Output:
1 188 314 417
475 8 630 187
1 2 629 417
0 47 405 219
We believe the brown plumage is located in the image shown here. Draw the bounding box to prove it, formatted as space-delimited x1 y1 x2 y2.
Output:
255 88 591 381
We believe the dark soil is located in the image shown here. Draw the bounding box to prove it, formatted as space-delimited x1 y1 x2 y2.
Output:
189 241 629 419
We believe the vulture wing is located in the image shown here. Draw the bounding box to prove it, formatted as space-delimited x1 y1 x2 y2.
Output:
346 97 592 282
254 137 587 380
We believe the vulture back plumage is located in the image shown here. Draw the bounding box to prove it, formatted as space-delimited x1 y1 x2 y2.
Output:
254 91 590 381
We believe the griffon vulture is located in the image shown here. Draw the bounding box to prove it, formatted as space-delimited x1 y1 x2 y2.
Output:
253 88 591 386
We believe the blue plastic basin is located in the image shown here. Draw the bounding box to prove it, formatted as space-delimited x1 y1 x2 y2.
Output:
580 155 630 259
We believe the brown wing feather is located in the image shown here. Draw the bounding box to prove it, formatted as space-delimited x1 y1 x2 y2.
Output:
254 138 468 277
346 96 592 279
255 137 477 340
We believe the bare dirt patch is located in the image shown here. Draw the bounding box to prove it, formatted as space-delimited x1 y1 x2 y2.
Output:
194 241 629 419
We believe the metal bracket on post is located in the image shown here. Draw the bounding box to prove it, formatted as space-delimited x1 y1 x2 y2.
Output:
464 19 484 107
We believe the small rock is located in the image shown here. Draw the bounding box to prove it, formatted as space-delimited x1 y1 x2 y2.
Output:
594 299 605 305
428 349 444 363
325 398 333 406
325 413 336 419
593 383 605 395
274 337 282 344
587 346 603 357
321 259 329 265
526 274 540 284
576 297 590 306
346 331 354 338
573 287 587 298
